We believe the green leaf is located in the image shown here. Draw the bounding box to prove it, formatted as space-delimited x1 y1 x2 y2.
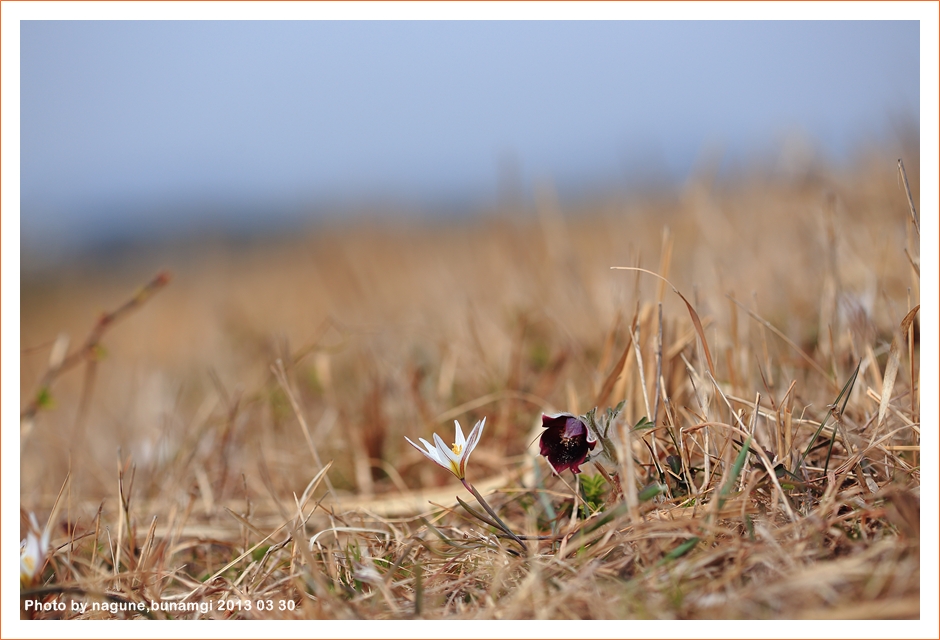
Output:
578 503 629 536
662 536 700 562
605 400 626 425
580 473 607 504
666 455 682 475
717 434 751 510
35 387 55 409
638 483 667 501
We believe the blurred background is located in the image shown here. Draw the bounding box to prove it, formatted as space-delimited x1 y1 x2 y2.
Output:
21 20 918 265
19 18 921 507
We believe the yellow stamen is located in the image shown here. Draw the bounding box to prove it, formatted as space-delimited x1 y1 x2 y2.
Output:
451 443 463 455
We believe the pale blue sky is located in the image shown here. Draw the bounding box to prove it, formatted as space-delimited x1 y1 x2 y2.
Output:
20 20 919 251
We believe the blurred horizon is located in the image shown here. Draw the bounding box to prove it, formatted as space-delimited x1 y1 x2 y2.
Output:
20 19 920 266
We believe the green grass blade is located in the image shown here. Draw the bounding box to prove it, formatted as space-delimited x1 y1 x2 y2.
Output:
796 361 860 473
717 434 752 511
661 536 701 563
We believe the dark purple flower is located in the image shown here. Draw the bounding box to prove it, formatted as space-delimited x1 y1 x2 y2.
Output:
538 413 597 475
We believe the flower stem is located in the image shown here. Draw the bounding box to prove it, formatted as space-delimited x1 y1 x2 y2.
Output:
461 479 526 552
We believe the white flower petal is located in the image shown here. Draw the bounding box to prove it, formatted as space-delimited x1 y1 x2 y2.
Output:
20 513 48 584
453 420 466 447
463 417 485 457
427 433 459 476
406 436 444 467
417 437 438 456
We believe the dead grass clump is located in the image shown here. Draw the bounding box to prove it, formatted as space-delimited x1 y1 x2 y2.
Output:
19 151 919 621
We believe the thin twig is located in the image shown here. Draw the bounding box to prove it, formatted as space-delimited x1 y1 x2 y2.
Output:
21 271 172 422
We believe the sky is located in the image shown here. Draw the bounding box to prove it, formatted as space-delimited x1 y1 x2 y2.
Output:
16 16 922 255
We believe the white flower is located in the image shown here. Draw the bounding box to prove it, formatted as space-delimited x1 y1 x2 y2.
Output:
20 512 50 585
405 417 486 480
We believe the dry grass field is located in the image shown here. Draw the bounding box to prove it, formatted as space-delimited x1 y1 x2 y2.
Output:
19 148 920 621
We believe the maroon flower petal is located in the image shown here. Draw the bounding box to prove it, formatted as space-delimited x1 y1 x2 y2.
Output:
538 413 597 475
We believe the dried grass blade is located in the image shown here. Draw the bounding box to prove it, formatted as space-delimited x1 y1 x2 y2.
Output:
299 460 334 510
611 267 716 379
707 373 796 521
878 305 919 430
224 507 266 538
727 294 837 391
185 519 291 599
673 287 716 380
897 158 920 236
594 320 635 407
